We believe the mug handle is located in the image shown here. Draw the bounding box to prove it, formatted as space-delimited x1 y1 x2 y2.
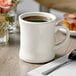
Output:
54 21 70 50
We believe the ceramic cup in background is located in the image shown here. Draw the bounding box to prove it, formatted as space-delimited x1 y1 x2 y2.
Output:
19 12 70 63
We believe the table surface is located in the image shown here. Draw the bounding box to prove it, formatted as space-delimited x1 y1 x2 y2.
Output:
0 29 76 76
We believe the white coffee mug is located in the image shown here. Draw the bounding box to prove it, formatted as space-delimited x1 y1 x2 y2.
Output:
19 12 70 63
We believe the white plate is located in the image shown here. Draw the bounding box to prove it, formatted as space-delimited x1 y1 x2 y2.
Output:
59 28 76 36
57 20 76 36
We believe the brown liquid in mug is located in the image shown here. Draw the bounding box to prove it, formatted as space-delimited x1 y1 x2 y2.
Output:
23 16 51 22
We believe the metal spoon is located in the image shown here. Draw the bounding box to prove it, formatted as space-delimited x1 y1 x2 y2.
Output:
42 49 76 75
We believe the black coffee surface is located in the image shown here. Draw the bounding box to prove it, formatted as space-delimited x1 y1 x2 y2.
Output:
23 16 48 22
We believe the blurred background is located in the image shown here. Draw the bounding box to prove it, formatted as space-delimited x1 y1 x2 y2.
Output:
17 0 76 19
17 0 39 14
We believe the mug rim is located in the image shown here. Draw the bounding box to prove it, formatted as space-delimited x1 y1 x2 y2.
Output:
19 12 56 24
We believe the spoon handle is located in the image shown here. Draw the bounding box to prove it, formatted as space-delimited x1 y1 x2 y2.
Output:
42 60 71 75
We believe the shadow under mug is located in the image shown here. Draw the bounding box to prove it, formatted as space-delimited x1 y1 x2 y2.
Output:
19 12 70 63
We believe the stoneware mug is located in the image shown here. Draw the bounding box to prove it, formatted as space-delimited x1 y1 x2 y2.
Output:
19 12 70 63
